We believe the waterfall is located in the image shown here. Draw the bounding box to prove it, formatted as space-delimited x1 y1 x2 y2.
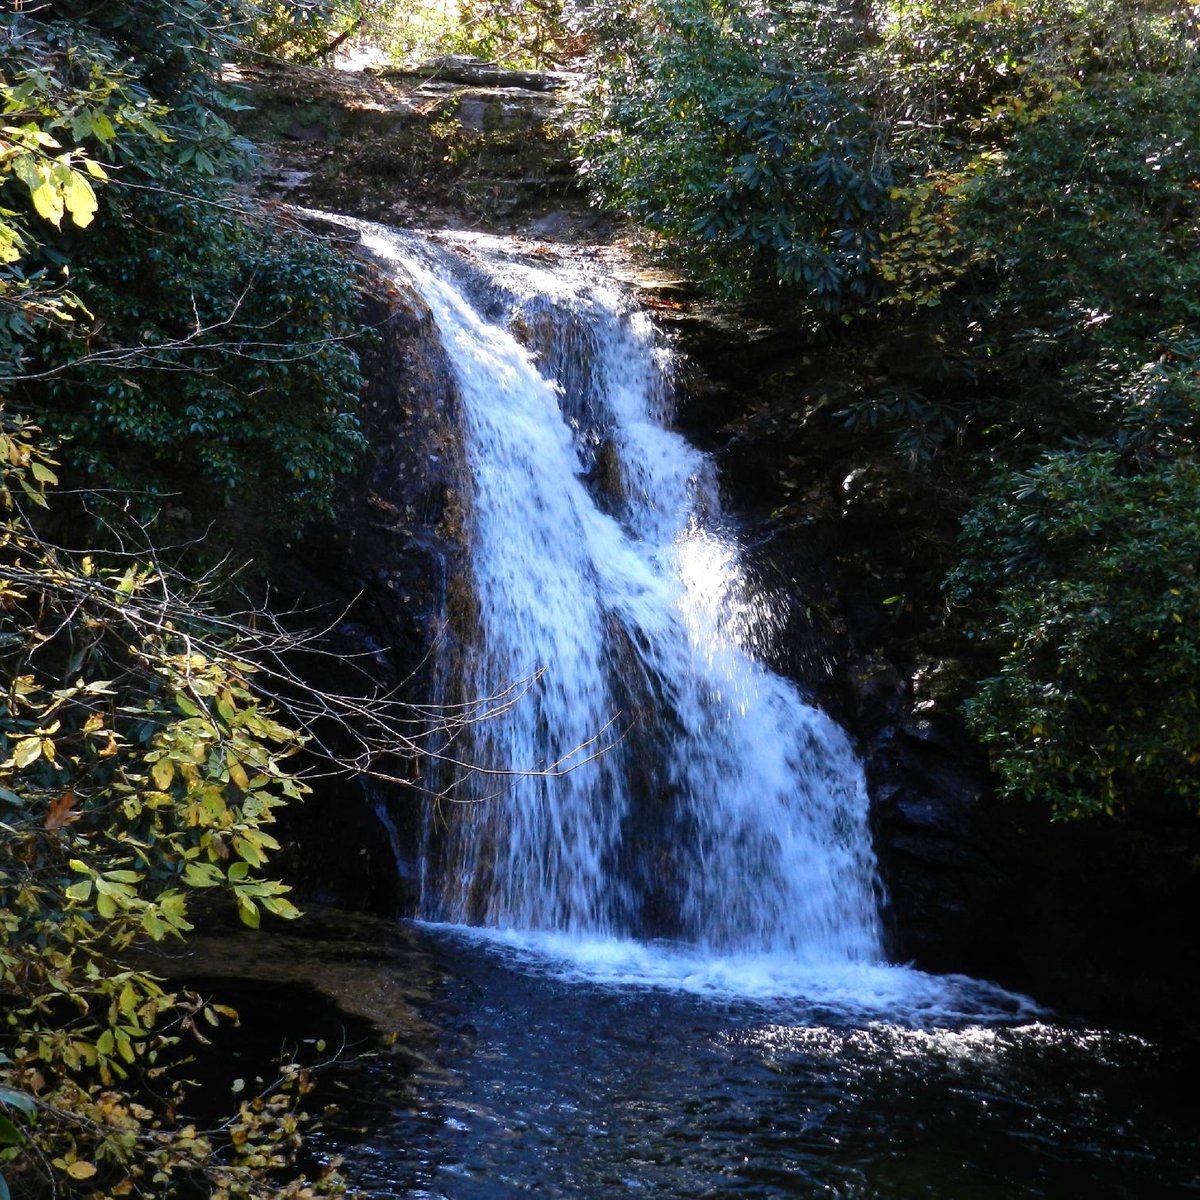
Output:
359 224 883 971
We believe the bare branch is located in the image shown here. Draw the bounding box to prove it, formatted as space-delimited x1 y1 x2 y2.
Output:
1 501 623 800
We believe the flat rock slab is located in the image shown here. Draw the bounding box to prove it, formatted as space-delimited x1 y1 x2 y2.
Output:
374 53 575 92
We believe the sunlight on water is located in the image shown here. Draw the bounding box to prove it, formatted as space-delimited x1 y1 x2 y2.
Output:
675 525 756 668
733 1021 1153 1067
416 922 1041 1024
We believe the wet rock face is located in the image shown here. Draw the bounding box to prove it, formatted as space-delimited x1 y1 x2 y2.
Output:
867 712 1015 975
870 708 1200 1036
269 261 464 915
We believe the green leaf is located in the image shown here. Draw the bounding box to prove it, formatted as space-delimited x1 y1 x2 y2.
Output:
0 1115 24 1148
158 890 189 923
105 869 143 884
234 835 266 866
65 878 93 902
236 895 260 929
114 1027 135 1065
182 861 222 888
30 461 58 486
0 1088 36 1120
261 894 301 920
141 910 167 940
29 175 64 227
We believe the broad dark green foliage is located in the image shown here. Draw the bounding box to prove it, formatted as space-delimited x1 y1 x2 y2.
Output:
951 449 1200 818
909 14 1200 817
575 0 890 302
37 196 365 534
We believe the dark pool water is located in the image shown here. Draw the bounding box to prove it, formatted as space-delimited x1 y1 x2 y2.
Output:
316 926 1200 1200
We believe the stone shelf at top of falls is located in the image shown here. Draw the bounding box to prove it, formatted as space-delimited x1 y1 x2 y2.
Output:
230 54 599 237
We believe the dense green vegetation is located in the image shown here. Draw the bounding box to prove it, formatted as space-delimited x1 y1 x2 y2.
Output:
2 2 366 542
575 0 888 303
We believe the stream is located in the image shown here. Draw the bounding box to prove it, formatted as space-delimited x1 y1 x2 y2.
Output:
220 914 1194 1200
185 910 1200 1199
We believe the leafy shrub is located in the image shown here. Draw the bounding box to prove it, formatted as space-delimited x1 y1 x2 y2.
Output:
963 71 1200 346
574 0 890 304
0 15 172 370
245 0 400 61
0 409 345 1198
0 7 373 1188
862 0 1181 161
840 50 1200 460
35 195 366 537
2 4 367 543
950 442 1200 819
441 0 572 67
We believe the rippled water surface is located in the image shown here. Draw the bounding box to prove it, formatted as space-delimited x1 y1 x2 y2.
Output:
325 925 1200 1200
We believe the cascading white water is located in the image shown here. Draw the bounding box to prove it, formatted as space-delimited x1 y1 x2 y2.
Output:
359 223 883 971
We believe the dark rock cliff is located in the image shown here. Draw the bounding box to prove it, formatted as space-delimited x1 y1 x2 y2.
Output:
268 248 464 915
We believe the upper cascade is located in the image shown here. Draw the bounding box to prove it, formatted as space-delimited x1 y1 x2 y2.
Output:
359 222 883 967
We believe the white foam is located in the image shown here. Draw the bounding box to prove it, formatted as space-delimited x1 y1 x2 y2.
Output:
416 922 1040 1026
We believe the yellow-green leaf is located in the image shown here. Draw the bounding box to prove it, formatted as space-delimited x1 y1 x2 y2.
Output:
65 878 93 902
30 176 64 226
182 862 222 888
236 896 260 929
60 168 98 228
226 754 250 791
11 737 42 768
261 894 301 920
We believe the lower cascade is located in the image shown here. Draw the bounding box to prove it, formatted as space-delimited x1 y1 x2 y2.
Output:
363 224 882 966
